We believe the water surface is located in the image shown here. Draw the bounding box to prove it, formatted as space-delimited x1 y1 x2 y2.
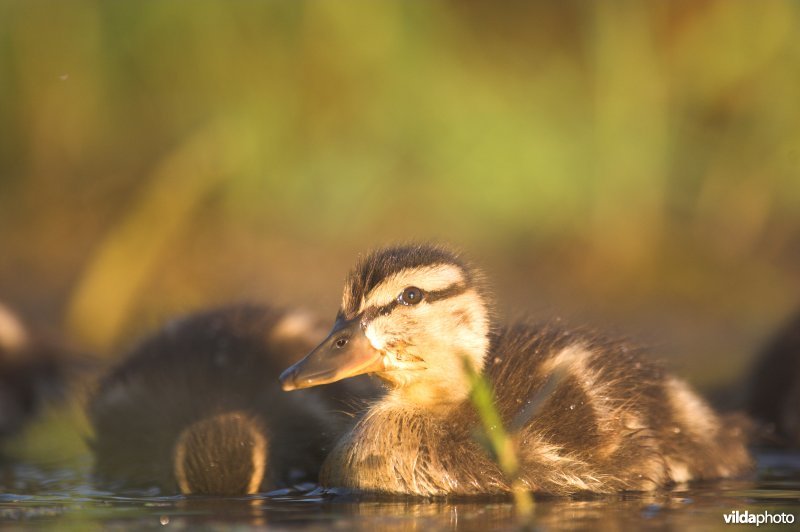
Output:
1 452 798 530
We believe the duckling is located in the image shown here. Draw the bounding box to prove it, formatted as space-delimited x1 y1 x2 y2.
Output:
749 308 800 448
89 304 373 495
0 302 70 440
280 244 753 496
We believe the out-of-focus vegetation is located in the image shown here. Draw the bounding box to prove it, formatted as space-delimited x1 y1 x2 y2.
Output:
1 1 799 388
463 355 534 518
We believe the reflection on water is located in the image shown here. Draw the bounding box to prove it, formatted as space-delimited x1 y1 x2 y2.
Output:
1 452 798 530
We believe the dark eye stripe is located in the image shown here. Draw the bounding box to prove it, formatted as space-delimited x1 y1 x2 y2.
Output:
426 283 468 302
358 283 468 323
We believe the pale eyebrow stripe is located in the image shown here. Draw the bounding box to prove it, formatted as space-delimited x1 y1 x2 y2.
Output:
359 264 465 312
360 282 468 323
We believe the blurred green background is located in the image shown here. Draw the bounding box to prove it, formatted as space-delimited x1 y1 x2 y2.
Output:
1 0 799 391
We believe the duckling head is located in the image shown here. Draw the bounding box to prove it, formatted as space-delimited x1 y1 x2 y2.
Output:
280 245 491 406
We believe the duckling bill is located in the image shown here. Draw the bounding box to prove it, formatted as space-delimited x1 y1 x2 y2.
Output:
280 317 383 391
280 244 753 496
89 304 371 495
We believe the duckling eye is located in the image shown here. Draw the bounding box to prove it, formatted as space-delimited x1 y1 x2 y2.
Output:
399 286 424 306
335 337 349 349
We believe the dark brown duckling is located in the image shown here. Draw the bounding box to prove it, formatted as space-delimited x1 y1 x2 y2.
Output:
0 302 71 440
88 304 374 495
280 244 753 496
749 308 800 448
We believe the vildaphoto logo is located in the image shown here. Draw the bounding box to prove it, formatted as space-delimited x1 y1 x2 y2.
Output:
723 510 795 526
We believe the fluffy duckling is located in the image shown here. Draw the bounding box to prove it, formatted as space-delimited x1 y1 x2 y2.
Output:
749 308 800 448
280 245 752 496
89 304 372 495
0 302 70 440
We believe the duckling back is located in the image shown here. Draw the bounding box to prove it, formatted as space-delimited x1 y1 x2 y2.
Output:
88 304 368 495
485 322 752 492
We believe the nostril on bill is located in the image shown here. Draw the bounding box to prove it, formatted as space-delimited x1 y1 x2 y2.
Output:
279 366 298 390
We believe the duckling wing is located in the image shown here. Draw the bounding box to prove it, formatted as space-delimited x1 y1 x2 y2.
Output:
482 321 752 493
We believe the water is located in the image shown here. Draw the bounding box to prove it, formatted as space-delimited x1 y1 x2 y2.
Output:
1 452 798 530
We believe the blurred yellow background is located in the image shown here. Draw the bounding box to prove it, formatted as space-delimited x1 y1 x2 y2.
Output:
1 1 798 390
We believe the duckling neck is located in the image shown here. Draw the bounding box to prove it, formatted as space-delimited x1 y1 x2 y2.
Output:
385 381 470 411
381 347 487 409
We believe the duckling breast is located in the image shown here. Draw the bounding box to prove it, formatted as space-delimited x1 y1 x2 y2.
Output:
320 401 509 496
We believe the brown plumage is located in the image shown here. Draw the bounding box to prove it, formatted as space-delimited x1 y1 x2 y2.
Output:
88 304 374 495
280 244 753 496
749 308 800 448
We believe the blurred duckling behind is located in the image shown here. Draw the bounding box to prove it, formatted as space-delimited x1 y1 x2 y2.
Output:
89 304 368 495
280 244 753 496
0 302 73 441
749 308 800 448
